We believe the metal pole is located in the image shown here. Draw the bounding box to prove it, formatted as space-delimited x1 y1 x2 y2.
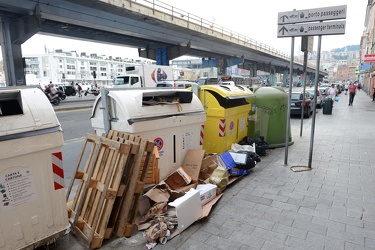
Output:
100 89 111 134
300 51 308 136
284 36 294 165
308 35 322 168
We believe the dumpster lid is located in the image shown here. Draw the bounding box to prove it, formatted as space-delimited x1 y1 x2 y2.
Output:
92 88 204 120
0 88 60 138
200 85 253 99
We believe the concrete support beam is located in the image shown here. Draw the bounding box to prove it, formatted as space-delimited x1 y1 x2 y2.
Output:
139 44 190 64
0 13 41 86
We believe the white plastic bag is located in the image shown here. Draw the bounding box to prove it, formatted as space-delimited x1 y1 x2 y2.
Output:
231 143 255 153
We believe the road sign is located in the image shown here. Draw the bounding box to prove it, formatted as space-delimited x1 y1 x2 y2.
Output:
277 20 346 38
364 54 375 63
278 5 347 24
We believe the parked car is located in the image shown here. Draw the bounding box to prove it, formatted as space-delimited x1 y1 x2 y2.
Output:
176 81 198 89
318 86 328 96
306 89 324 108
290 91 314 118
156 80 176 88
63 85 76 96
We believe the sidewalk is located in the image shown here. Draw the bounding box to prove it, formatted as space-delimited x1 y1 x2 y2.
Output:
51 90 375 250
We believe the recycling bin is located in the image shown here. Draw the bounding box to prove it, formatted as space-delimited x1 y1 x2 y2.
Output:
0 87 68 250
196 85 253 154
247 87 293 148
91 89 206 180
323 97 333 115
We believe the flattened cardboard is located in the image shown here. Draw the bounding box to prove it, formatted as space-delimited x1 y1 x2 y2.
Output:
182 149 206 181
199 194 223 219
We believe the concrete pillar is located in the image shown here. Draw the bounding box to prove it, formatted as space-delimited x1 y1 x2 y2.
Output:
0 19 25 86
283 69 289 86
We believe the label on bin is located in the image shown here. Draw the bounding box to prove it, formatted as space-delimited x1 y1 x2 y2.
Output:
229 121 234 135
0 167 37 211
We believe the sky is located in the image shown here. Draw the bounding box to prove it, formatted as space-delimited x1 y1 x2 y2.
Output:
2 0 369 60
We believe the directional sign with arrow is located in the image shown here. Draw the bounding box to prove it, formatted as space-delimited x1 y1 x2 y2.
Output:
278 5 347 25
277 21 346 38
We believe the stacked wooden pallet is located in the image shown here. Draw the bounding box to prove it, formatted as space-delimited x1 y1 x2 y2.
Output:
66 131 155 249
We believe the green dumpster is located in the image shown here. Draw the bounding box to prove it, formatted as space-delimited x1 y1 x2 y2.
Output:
247 87 293 148
323 97 333 114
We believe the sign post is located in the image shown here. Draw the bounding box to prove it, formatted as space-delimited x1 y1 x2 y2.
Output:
278 5 347 168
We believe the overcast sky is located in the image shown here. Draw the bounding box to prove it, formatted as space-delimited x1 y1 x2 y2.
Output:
5 0 369 60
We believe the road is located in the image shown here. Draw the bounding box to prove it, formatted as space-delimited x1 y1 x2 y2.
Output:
56 105 95 200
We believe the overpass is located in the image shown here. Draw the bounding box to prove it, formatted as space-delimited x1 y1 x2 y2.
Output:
0 0 325 85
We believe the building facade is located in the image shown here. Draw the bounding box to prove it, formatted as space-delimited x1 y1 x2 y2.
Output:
23 50 154 87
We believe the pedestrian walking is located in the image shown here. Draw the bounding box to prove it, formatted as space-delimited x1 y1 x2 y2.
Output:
348 81 357 106
76 83 82 97
328 84 337 106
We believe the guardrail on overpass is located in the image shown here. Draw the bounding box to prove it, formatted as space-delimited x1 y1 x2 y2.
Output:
103 0 315 68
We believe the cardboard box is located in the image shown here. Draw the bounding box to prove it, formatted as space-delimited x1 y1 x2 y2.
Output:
164 149 205 191
168 189 202 234
196 184 217 206
199 154 219 182
165 167 192 190
182 149 206 181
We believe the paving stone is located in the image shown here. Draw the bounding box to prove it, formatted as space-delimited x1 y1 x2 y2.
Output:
204 235 244 250
272 223 307 240
346 224 375 240
284 236 324 250
365 237 375 249
311 216 346 231
260 240 298 250
344 242 368 250
329 212 364 228
254 203 283 215
327 227 365 246
306 231 345 250
244 194 273 206
293 218 329 236
227 230 265 249
262 212 294 226
270 200 299 212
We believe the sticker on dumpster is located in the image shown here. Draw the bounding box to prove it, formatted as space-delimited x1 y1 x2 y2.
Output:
0 167 37 211
240 117 246 131
154 137 164 151
219 119 226 137
229 121 234 135
52 152 65 190
182 132 194 150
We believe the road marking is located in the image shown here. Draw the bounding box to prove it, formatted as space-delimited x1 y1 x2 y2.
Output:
64 137 86 145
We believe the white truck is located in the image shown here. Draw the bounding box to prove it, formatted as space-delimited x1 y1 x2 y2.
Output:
113 65 174 88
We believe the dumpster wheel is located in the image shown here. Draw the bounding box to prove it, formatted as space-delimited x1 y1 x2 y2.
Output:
290 165 313 172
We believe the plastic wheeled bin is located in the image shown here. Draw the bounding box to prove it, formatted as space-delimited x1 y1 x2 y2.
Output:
323 97 333 115
247 87 293 148
91 88 206 180
196 85 253 154
0 87 68 250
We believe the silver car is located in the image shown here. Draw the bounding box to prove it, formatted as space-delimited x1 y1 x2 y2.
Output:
306 89 324 108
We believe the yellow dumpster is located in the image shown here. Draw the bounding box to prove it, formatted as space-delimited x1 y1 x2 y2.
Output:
197 85 253 154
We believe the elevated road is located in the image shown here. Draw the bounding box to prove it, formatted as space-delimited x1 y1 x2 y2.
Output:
0 0 323 85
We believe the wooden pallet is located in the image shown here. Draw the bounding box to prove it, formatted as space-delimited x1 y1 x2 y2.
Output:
104 130 155 238
67 133 139 249
139 145 159 185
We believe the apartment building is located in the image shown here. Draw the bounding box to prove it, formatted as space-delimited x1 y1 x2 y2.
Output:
23 49 154 86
